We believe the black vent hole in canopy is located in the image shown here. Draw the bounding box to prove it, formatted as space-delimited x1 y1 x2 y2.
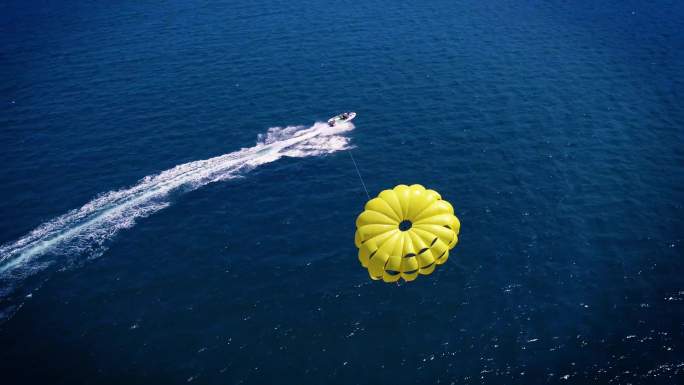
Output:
399 220 412 231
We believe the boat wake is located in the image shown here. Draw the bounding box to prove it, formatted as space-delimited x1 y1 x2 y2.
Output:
0 121 354 321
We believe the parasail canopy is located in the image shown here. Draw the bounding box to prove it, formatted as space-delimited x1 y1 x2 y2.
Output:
354 184 460 282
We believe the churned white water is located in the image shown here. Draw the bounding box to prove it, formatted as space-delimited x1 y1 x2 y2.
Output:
0 121 354 303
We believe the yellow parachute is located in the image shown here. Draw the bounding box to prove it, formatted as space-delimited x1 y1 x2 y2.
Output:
354 184 460 282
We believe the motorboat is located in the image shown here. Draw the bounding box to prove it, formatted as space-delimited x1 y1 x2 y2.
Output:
327 112 356 127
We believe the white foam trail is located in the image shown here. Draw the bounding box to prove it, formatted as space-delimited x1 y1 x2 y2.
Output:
0 121 353 309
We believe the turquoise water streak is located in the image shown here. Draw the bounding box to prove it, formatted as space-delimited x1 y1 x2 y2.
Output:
1 0 683 383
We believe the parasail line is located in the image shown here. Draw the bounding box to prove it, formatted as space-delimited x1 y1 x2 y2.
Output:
348 149 370 200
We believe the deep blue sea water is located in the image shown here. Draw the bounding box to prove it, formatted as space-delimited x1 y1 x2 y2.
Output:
1 0 683 383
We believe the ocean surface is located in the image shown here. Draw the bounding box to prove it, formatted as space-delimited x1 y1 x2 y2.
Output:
1 0 683 383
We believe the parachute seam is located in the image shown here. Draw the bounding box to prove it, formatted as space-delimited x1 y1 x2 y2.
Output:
382 191 404 221
364 210 400 225
366 199 401 222
411 198 441 221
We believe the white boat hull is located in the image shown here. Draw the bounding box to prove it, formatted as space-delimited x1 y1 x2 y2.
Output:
327 112 356 126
